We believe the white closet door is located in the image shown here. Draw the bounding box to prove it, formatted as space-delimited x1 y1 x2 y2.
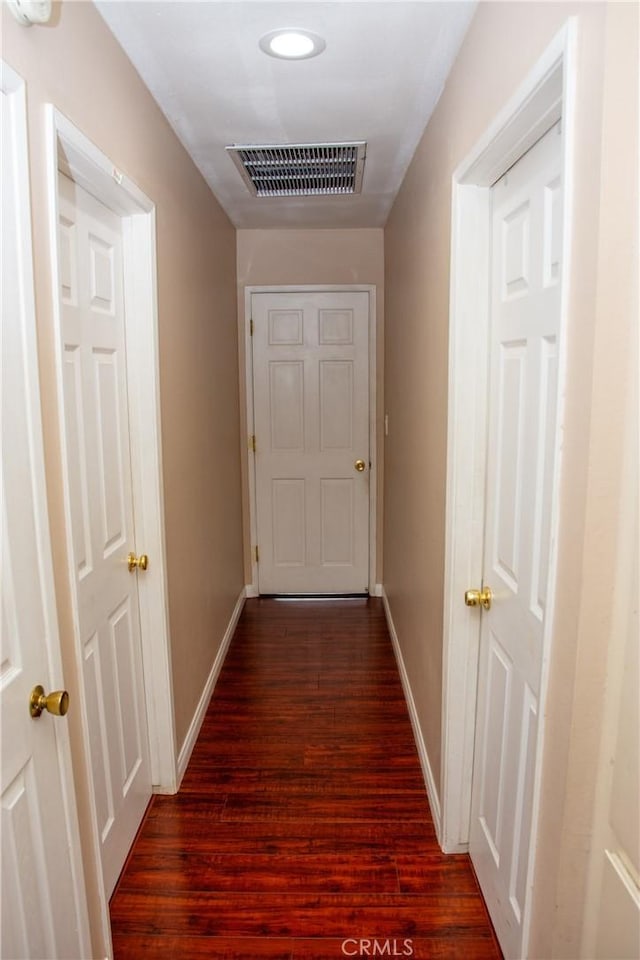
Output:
470 124 563 959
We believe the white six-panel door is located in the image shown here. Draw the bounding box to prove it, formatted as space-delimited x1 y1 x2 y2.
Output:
1 68 90 958
470 124 562 959
57 173 152 897
252 291 370 594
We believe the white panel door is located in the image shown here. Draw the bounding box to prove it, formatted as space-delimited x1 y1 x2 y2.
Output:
470 124 562 959
1 71 90 958
57 173 151 897
252 291 370 594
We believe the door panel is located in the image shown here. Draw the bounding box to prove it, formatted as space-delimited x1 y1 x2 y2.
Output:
510 684 538 922
272 479 306 566
1 71 89 958
470 124 563 959
252 291 370 594
320 478 355 564
94 349 127 552
58 173 151 897
478 633 512 861
2 763 54 959
320 361 354 449
494 340 526 587
270 361 304 449
63 346 94 576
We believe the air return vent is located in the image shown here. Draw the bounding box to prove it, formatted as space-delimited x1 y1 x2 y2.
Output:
226 142 366 197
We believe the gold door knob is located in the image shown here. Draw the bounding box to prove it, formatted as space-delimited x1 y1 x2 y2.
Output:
464 586 493 610
30 685 69 719
354 459 366 472
127 552 149 573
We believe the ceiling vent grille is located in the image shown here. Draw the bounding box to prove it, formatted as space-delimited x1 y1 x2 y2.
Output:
226 141 366 197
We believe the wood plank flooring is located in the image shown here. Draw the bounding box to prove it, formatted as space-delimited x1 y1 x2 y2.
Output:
110 598 502 959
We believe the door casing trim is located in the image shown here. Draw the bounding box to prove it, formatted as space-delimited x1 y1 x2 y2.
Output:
441 18 577 953
45 107 176 953
243 285 377 597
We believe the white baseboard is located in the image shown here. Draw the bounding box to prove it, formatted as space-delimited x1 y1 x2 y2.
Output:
381 587 442 844
373 583 383 597
176 588 246 785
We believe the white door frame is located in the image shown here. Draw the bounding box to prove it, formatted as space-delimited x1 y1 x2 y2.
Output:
244 285 378 596
44 108 176 948
441 16 577 937
1 61 91 959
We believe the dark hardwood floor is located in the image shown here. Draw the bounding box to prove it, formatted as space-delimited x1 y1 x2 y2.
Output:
110 597 502 959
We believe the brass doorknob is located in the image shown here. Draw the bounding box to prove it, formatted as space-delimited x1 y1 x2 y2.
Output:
30 685 69 719
354 459 366 472
464 586 493 611
127 552 149 572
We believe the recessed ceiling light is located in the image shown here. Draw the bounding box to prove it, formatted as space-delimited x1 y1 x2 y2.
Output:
259 29 326 61
6 0 52 25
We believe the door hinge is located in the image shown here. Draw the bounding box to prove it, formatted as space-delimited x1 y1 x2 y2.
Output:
249 435 256 453
254 545 259 564
250 318 254 336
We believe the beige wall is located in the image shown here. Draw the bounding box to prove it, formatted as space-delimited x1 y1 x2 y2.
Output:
383 1 638 955
3 2 243 953
237 228 385 584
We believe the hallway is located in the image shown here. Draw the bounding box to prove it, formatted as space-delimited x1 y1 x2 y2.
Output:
109 599 501 958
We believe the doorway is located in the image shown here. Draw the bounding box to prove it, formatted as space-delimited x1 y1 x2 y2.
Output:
1 61 91 960
56 169 153 897
469 121 563 958
441 23 576 958
245 286 377 596
45 108 176 944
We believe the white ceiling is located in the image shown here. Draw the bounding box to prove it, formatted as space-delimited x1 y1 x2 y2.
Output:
95 1 476 228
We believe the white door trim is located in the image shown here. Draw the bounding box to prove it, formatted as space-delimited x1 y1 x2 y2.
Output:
44 107 176 949
1 61 92 959
441 15 577 928
244 285 377 596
